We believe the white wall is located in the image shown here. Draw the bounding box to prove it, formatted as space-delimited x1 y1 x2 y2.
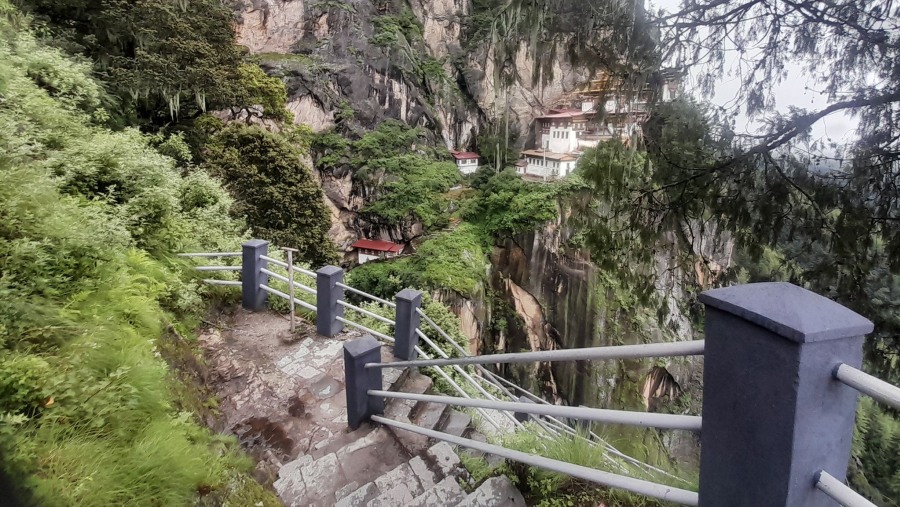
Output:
524 156 578 179
542 127 579 154
358 252 380 264
456 159 479 175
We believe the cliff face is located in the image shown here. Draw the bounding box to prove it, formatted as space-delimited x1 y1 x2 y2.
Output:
234 0 583 147
484 210 732 467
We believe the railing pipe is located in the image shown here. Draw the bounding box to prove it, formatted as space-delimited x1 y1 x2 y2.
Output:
337 300 395 326
369 391 702 431
371 416 699 506
195 265 242 271
815 471 877 507
259 255 289 269
260 268 317 295
413 345 503 433
416 308 535 428
177 252 242 257
415 329 524 430
202 279 242 286
259 285 316 312
337 283 397 308
291 265 316 278
365 340 705 369
336 317 394 343
834 363 900 410
417 308 471 357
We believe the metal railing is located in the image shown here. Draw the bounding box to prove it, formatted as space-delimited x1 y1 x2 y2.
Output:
371 416 700 506
181 240 702 500
834 363 900 410
369 391 703 431
815 471 876 507
364 340 705 369
183 242 900 506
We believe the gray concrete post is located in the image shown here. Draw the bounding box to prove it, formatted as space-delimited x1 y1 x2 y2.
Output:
394 288 423 360
698 282 874 507
241 239 269 311
514 396 535 423
316 265 344 337
344 335 384 430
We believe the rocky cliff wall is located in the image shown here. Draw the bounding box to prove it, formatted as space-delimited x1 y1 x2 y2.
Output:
234 0 583 147
482 210 732 467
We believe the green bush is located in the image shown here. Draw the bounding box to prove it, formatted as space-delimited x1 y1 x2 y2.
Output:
203 123 338 267
348 225 486 297
0 7 265 505
361 155 461 229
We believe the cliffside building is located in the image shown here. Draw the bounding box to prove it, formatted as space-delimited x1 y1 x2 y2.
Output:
350 239 404 264
519 71 680 181
451 151 480 175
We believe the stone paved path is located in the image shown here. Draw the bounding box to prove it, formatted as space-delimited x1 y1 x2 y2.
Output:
199 309 403 480
200 308 525 506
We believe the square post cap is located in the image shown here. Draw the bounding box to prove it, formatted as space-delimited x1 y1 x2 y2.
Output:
243 239 269 248
699 282 873 343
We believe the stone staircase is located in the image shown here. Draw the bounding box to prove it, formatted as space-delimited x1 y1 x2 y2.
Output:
273 369 526 507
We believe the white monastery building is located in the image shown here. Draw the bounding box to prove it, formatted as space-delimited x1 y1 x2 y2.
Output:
350 239 404 264
518 71 679 181
451 151 480 174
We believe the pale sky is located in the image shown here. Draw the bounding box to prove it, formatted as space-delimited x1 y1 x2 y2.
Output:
648 0 859 152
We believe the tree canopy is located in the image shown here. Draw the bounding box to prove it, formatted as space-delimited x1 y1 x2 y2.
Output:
15 0 288 125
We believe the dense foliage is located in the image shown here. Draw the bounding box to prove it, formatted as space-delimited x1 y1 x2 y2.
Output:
0 7 276 505
464 167 587 239
349 224 488 297
202 122 338 266
312 120 459 231
15 0 247 123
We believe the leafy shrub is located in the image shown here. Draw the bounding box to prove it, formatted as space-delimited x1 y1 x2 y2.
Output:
463 169 586 238
203 123 338 267
0 8 263 505
348 225 486 297
361 155 461 229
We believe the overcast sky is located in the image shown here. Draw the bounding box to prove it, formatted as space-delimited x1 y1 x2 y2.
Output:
647 0 858 151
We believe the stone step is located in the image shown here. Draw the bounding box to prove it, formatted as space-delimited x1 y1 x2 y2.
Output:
384 371 433 422
277 426 411 507
437 409 472 438
369 461 425 506
335 441 459 506
335 482 378 507
333 438 525 507
409 476 466 507
458 476 527 507
412 400 449 432
394 399 448 453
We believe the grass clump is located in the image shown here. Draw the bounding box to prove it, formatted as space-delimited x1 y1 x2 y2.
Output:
492 426 697 507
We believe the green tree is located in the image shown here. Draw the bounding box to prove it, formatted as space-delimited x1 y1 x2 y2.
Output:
227 64 293 124
18 0 249 123
204 123 338 266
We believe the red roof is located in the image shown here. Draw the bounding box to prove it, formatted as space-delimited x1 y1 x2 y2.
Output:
451 151 480 160
350 239 404 253
537 111 591 120
547 108 582 115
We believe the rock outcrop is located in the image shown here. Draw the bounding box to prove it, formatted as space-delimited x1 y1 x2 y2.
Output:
234 0 582 147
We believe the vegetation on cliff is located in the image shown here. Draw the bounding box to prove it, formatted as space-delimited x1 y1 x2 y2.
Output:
201 121 338 266
0 5 281 505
